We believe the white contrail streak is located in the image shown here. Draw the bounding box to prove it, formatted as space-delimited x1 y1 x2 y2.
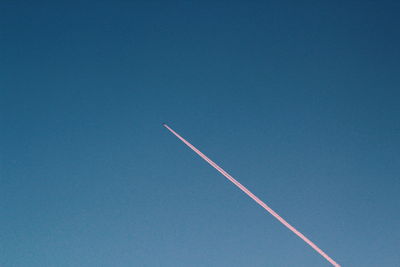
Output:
163 123 340 267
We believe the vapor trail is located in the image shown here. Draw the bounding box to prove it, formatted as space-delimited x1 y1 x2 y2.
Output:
163 124 340 267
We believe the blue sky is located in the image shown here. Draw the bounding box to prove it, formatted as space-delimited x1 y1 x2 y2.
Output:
1 1 399 266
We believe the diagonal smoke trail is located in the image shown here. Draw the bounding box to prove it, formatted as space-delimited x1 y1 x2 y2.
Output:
163 123 340 267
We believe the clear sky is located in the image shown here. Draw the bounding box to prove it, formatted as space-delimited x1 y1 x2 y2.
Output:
1 1 399 266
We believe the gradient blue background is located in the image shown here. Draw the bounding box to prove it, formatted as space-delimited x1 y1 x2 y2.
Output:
1 1 399 266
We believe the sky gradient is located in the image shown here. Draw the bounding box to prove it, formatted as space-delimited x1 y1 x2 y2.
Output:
1 1 400 266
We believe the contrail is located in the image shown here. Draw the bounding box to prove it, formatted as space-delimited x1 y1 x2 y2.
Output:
163 123 340 267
